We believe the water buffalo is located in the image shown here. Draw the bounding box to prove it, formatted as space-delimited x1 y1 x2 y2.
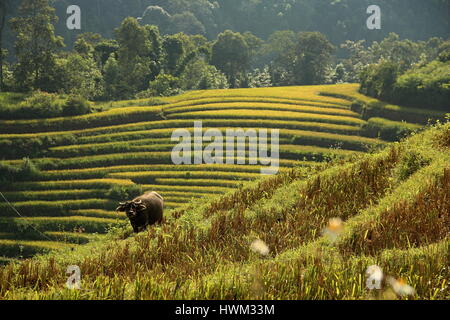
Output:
116 191 164 233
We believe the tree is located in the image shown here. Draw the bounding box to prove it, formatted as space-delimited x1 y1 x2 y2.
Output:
168 12 206 36
114 17 153 98
248 66 272 88
292 32 335 85
197 65 229 90
140 6 171 33
57 53 104 100
163 34 185 75
103 54 121 100
242 31 264 67
115 17 150 62
94 39 119 67
180 58 228 90
148 73 180 97
74 38 94 57
372 33 423 72
360 61 399 100
10 0 64 91
0 0 10 90
340 40 374 82
211 30 249 88
263 30 297 85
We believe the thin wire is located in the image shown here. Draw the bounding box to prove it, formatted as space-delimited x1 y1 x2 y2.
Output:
0 191 54 242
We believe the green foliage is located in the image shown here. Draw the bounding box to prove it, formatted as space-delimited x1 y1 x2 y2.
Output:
9 0 65 92
62 96 92 117
360 61 399 100
148 73 182 97
168 12 206 36
362 117 421 141
103 54 121 100
113 17 163 99
212 30 250 88
106 184 143 201
248 66 272 88
292 32 335 85
140 6 171 33
341 34 445 83
55 53 104 100
18 91 63 118
0 1 11 90
393 60 450 110
360 58 449 112
196 65 229 90
0 134 76 159
395 151 431 182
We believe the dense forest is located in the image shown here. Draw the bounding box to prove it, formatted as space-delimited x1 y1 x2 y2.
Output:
8 0 450 46
2 0 449 60
0 0 448 112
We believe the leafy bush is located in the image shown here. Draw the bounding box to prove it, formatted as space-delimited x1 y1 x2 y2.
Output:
393 60 450 110
248 66 272 88
360 59 450 111
62 95 92 116
197 65 229 90
359 61 399 100
148 73 183 97
106 184 143 201
361 117 420 141
19 91 63 118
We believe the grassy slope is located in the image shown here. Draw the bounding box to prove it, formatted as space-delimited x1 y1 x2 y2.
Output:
0 122 448 299
0 84 443 259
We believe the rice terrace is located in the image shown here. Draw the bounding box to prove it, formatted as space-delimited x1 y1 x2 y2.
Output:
0 0 449 302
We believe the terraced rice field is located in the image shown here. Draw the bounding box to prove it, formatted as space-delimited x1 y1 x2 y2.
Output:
0 84 395 259
1 121 448 299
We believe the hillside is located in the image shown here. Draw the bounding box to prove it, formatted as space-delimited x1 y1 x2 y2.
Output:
1 83 448 261
0 119 448 299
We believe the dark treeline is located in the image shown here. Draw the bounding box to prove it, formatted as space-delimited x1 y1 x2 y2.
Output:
0 0 448 112
44 0 450 46
1 0 449 58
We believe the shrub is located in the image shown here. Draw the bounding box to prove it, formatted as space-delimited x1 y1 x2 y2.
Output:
62 95 92 116
361 117 421 141
19 91 63 118
359 58 449 112
197 65 230 90
393 60 450 111
148 73 183 97
106 184 143 201
359 61 399 101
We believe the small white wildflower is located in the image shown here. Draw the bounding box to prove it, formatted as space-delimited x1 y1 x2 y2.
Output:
250 239 270 256
366 265 383 289
387 276 416 297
